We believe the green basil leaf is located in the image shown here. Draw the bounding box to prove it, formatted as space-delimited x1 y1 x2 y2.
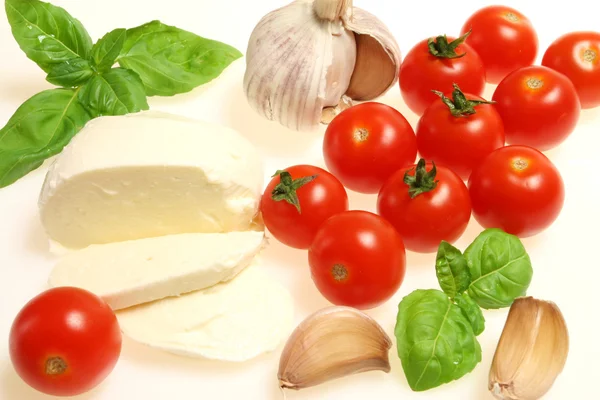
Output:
117 20 242 96
46 58 94 87
465 228 533 309
78 68 149 118
454 293 485 336
5 0 93 73
91 28 127 72
395 289 482 392
435 241 471 298
0 88 91 188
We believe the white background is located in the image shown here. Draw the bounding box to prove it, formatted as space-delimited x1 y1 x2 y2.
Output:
0 0 598 399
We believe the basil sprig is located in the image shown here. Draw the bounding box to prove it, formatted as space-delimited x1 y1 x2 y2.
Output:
394 228 533 391
1 0 241 188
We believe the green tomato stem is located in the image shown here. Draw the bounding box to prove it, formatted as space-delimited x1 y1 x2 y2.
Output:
403 159 439 198
270 170 318 214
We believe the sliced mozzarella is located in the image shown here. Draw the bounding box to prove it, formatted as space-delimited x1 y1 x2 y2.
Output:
117 266 294 362
39 111 263 249
49 231 265 310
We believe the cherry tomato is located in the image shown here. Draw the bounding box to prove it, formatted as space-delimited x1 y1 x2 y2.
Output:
377 159 471 253
416 84 505 180
308 210 406 309
399 32 486 116
542 31 600 109
323 102 417 194
261 165 348 249
461 6 538 84
468 146 565 238
9 287 122 397
492 65 580 151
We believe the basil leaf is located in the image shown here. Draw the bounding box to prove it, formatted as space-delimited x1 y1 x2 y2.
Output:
46 58 94 87
78 68 149 118
117 20 242 96
395 289 482 391
5 0 92 73
91 28 127 72
465 228 533 309
454 293 485 336
0 88 91 188
435 241 471 298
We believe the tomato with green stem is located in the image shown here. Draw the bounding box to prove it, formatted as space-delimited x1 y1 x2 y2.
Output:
461 5 538 84
416 84 505 180
542 31 600 109
492 65 580 151
377 159 471 253
399 31 486 116
308 210 406 309
468 145 565 237
9 287 122 397
323 102 417 194
261 165 348 250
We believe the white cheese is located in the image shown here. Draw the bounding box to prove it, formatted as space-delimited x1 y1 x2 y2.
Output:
48 231 265 310
117 266 294 362
38 111 263 250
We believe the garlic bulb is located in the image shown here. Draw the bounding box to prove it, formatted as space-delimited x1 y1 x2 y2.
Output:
278 306 391 390
489 297 569 400
244 0 401 131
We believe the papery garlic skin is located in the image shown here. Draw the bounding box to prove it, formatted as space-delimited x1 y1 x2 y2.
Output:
278 306 391 390
489 297 569 400
244 0 401 131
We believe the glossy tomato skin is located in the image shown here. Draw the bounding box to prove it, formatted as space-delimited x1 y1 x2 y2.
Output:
377 163 472 253
9 287 122 397
308 210 406 309
492 66 580 151
261 165 348 249
542 31 600 109
468 146 565 238
461 6 538 84
323 102 417 194
399 38 486 115
416 95 505 180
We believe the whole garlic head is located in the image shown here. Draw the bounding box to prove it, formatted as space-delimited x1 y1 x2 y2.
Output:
244 0 401 131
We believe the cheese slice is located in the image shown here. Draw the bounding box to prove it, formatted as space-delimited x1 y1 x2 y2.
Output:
117 266 294 362
49 231 265 310
38 111 263 250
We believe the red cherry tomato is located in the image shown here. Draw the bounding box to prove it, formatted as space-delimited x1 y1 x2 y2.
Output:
261 165 348 249
416 84 505 180
468 146 565 238
492 65 580 151
377 159 471 253
542 31 600 109
9 287 122 397
461 5 538 84
308 210 406 309
323 102 417 194
399 32 486 115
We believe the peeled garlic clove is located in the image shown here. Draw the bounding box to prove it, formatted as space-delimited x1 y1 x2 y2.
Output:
278 306 392 390
489 297 569 400
244 0 401 131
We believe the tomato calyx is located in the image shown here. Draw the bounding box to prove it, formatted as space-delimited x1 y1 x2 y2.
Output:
404 159 439 198
428 29 471 59
432 83 494 117
270 170 318 213
45 357 68 376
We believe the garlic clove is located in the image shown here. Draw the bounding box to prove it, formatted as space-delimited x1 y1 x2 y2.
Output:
344 8 402 101
278 306 392 390
489 297 569 400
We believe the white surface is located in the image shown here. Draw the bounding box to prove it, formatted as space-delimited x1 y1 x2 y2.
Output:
49 231 266 310
0 0 598 399
39 111 263 249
